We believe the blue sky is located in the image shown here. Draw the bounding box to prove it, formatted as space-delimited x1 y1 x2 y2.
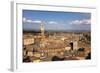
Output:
23 10 91 31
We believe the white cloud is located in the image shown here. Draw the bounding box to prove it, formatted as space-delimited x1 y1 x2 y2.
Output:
70 19 91 25
23 18 58 24
27 19 33 23
33 20 42 23
23 17 42 24
23 17 26 22
48 21 57 24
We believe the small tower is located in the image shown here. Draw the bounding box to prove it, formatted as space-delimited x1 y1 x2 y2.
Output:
73 41 78 50
70 41 78 50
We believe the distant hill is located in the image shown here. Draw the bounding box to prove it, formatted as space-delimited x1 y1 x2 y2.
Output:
23 29 90 33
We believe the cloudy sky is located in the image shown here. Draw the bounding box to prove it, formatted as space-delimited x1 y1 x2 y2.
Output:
23 10 91 31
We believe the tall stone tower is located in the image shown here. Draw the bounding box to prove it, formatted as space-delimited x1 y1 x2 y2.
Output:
40 21 45 47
